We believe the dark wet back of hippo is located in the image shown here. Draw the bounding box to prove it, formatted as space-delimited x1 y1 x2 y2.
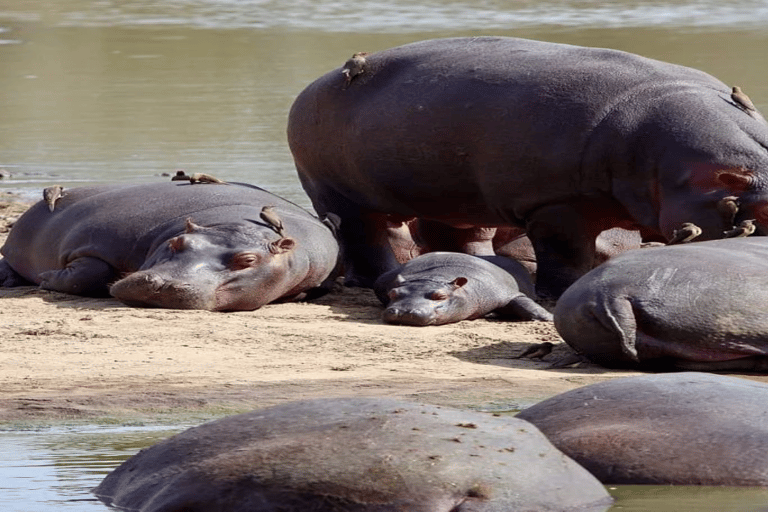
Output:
94 397 612 512
517 372 768 485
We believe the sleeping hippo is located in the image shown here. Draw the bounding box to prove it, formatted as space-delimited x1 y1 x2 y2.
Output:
287 36 768 299
374 252 552 326
93 397 613 512
0 182 339 310
517 372 768 485
554 237 768 371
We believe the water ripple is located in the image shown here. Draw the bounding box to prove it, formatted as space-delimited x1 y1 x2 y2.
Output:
4 0 768 31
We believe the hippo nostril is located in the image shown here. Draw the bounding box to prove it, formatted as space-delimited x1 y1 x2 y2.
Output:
383 305 436 326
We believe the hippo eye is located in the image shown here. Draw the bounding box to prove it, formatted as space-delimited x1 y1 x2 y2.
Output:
429 290 449 301
230 253 260 270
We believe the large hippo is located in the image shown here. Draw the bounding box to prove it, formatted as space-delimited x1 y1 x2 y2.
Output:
94 397 613 512
0 182 339 310
374 252 552 325
517 373 768 485
287 36 768 298
554 237 768 371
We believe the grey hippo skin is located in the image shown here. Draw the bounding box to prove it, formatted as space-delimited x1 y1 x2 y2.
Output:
93 397 613 512
517 372 768 485
554 237 768 371
0 182 339 310
374 252 552 326
287 36 768 299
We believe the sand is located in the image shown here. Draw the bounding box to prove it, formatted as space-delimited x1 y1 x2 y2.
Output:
1 197 761 427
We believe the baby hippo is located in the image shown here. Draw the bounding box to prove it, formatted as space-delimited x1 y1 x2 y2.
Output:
374 252 552 326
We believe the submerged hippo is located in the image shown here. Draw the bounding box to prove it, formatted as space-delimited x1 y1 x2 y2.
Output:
555 237 768 371
374 252 552 326
0 182 339 310
288 36 768 299
94 398 612 512
517 373 768 485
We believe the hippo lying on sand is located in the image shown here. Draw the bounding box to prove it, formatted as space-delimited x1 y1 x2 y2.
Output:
94 397 612 512
374 252 552 325
288 36 768 299
517 372 768 485
555 237 768 371
0 182 339 310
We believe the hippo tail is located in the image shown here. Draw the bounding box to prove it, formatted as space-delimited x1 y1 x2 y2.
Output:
555 290 641 365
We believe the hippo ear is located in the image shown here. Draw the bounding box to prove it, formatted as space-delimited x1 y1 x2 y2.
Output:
687 166 754 194
185 218 205 233
269 237 296 255
394 274 406 285
450 277 468 289
716 170 753 193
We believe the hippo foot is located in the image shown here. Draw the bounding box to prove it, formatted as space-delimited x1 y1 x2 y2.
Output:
0 259 32 287
548 352 593 369
512 342 554 360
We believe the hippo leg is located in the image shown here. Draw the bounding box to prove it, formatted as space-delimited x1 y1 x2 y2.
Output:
415 219 497 256
526 200 630 299
38 257 118 297
496 294 553 322
0 259 33 287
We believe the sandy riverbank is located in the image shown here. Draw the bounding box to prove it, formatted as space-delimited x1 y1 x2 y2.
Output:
2 198 764 427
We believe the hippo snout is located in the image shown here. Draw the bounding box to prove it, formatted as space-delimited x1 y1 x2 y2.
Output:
383 304 439 326
110 272 213 310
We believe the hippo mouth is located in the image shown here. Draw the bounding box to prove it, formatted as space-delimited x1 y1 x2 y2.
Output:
110 272 215 310
383 304 442 326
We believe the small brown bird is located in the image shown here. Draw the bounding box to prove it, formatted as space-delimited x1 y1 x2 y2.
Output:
43 185 65 212
342 52 369 88
716 195 739 227
732 86 757 113
189 173 226 184
668 222 702 245
512 342 554 360
724 219 756 238
260 206 285 236
171 169 190 181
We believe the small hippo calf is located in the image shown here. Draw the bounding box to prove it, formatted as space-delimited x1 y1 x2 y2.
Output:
93 397 612 512
554 237 768 370
0 182 339 311
517 372 768 486
374 252 552 326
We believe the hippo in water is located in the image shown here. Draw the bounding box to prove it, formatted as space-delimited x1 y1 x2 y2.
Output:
374 252 552 326
554 237 768 371
517 372 768 485
0 182 339 310
94 397 613 512
287 36 768 299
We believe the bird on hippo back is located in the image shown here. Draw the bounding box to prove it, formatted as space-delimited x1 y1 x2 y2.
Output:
287 36 768 300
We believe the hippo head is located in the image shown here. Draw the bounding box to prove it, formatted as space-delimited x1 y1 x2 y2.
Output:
651 89 768 242
658 164 768 242
110 219 301 311
382 276 474 326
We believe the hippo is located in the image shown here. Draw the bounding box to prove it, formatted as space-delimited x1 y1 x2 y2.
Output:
93 397 613 512
287 36 768 299
0 182 339 310
492 226 649 277
517 372 768 485
374 252 552 326
554 237 768 371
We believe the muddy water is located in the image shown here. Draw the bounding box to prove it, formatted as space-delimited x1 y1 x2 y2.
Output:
2 422 768 511
2 1 768 510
